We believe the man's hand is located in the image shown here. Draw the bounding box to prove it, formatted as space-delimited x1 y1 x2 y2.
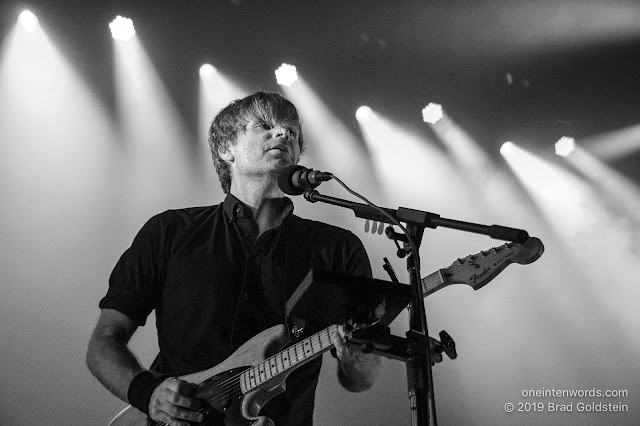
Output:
148 377 205 425
331 325 374 364
331 325 383 392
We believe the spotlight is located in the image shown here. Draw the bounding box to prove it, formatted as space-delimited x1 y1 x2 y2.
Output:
422 102 443 124
355 106 373 121
199 64 216 79
500 141 515 156
18 10 39 32
275 63 298 87
109 16 136 41
555 136 576 157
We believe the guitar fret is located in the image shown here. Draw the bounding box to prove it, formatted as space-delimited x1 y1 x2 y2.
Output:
249 366 257 387
323 327 331 346
240 371 247 393
303 339 312 357
266 359 273 380
269 357 277 376
282 348 291 368
310 334 319 353
295 341 305 360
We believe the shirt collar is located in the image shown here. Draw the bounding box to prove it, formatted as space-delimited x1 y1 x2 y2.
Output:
223 193 294 224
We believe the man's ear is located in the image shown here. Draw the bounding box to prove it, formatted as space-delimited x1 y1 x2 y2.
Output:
219 145 234 163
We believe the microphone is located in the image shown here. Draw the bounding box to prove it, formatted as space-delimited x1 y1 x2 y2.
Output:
278 165 333 195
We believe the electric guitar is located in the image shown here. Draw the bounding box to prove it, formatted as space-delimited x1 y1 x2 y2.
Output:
109 237 544 426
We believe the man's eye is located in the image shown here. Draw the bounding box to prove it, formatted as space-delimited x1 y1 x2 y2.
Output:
257 121 272 129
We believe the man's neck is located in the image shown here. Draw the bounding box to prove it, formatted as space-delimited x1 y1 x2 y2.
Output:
229 177 288 235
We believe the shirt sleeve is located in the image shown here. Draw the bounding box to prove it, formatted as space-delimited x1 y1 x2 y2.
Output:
99 212 173 326
342 230 373 279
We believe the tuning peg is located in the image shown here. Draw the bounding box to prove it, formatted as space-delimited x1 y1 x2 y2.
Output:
364 219 370 233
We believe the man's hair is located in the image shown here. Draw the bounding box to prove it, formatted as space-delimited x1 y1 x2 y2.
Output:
208 91 306 194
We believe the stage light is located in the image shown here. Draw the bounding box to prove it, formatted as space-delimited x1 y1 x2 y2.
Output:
500 141 515 156
355 106 373 122
109 16 135 41
199 64 216 79
275 63 298 87
555 136 576 157
422 102 443 124
18 10 39 32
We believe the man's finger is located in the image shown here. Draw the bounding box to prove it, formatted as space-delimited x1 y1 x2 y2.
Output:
157 409 191 426
159 401 204 423
167 390 203 411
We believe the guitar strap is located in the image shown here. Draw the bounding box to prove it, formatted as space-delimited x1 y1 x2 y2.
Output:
283 216 310 340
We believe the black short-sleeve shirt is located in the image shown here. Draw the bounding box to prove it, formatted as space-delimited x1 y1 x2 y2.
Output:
100 194 371 425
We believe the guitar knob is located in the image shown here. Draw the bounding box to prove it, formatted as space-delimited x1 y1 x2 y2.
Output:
291 325 304 338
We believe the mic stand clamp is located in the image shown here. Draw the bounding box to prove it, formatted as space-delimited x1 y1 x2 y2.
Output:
349 324 457 367
385 226 410 258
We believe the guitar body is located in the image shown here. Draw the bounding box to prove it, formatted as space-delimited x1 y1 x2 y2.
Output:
109 324 294 426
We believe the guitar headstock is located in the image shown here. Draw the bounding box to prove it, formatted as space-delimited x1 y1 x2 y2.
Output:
441 237 544 290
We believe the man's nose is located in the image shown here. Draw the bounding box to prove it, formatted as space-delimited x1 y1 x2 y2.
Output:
273 125 292 140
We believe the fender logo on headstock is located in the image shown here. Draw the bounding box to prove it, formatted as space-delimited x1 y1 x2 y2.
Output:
470 267 491 284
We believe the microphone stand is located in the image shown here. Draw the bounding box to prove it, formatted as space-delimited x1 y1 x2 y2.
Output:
302 189 528 426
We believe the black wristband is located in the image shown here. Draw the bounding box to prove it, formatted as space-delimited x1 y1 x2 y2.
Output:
127 371 164 415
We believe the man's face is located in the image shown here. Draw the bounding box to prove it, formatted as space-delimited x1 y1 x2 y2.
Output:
224 117 301 180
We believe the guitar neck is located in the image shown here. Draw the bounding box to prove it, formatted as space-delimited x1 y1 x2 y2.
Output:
421 269 446 298
239 324 339 394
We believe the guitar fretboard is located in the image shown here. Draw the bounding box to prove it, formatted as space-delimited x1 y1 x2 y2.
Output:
421 269 446 297
239 324 339 393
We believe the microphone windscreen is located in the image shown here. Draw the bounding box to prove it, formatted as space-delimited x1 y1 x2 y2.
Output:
277 165 306 195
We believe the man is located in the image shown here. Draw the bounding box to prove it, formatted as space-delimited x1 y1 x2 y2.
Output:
87 92 382 425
